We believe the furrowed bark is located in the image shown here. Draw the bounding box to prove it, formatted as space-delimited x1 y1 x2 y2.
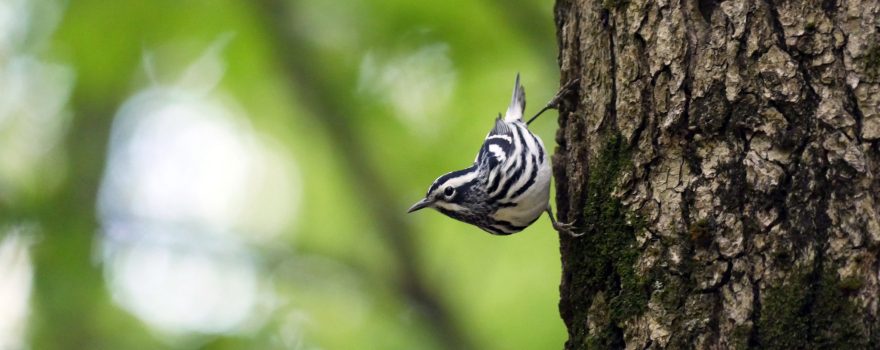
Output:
553 0 880 348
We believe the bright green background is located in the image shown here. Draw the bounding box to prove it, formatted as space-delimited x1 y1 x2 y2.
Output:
0 0 565 348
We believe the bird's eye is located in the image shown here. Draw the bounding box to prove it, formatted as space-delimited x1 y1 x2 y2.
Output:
444 186 455 198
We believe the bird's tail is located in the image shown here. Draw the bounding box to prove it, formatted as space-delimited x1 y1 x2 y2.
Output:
504 73 526 122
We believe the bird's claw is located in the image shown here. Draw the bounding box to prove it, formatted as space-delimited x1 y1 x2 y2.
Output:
546 78 580 109
553 220 584 238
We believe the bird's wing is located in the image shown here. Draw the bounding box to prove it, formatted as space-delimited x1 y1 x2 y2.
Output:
503 73 526 122
476 117 515 171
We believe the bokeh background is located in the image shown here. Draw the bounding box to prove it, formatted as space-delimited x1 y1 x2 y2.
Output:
0 0 565 348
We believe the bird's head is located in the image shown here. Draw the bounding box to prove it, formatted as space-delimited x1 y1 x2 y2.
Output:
408 168 481 217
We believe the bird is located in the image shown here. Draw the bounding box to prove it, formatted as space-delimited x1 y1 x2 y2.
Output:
407 74 581 237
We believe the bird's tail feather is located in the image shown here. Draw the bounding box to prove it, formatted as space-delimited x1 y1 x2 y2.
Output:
504 73 526 122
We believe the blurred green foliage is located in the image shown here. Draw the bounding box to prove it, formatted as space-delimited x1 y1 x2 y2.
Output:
0 0 566 348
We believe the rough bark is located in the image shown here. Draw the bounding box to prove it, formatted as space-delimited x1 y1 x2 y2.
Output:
553 0 880 348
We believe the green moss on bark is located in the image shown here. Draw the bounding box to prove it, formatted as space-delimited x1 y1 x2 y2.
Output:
839 276 865 292
757 268 869 349
577 134 648 342
866 44 880 78
586 327 622 350
731 324 752 350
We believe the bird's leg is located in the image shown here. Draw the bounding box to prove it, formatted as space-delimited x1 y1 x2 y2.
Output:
546 205 583 237
526 78 580 125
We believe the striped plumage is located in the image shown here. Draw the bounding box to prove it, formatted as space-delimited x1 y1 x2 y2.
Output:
409 74 577 236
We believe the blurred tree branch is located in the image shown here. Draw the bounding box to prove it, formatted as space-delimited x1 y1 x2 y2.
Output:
30 95 157 348
254 1 473 349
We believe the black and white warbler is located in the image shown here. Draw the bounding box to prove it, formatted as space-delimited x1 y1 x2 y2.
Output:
408 74 581 237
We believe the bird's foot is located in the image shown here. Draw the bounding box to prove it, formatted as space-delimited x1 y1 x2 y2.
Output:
553 220 584 238
526 78 582 125
546 78 580 110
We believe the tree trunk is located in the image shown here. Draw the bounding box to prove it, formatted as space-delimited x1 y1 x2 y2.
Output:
552 0 880 348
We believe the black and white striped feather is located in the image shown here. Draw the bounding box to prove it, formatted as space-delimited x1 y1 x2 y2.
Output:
411 74 551 235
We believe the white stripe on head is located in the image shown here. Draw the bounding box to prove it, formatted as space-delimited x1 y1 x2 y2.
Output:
429 170 477 196
437 171 478 191
486 134 512 142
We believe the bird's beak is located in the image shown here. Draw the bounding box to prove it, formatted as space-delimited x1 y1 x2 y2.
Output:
407 198 431 213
